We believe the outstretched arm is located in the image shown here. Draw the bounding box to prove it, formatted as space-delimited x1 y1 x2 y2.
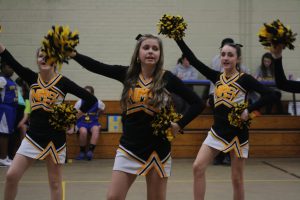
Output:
175 39 220 83
0 43 36 84
71 51 128 83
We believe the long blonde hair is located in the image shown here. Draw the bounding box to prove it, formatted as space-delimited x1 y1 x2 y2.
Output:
120 34 169 111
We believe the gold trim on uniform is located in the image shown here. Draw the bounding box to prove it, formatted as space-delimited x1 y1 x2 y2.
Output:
118 145 170 178
37 73 63 89
137 151 170 178
118 146 145 165
127 102 158 116
138 74 152 87
30 74 65 112
209 129 248 158
214 73 246 108
25 135 66 164
36 141 65 164
126 74 160 116
24 135 44 151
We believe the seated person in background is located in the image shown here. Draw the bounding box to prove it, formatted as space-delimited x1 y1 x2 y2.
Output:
172 54 198 81
172 55 198 114
74 86 105 161
255 52 283 114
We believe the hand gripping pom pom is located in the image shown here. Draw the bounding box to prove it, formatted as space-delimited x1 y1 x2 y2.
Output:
258 19 297 50
41 25 79 70
151 105 182 142
49 103 78 131
158 14 187 40
228 103 249 129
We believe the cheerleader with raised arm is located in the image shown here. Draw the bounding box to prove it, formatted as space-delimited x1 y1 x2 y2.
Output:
0 26 97 200
158 15 279 200
69 33 205 200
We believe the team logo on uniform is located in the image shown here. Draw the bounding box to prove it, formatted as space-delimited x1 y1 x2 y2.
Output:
30 74 65 111
214 73 246 108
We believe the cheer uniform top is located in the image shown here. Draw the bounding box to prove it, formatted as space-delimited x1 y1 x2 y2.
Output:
0 75 18 134
0 49 97 163
73 53 204 175
75 99 105 130
176 39 277 157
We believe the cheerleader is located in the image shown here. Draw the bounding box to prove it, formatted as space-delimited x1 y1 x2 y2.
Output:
173 39 278 200
70 34 205 200
0 43 97 200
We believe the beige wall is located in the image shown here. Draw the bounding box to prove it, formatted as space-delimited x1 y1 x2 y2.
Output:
1 0 299 100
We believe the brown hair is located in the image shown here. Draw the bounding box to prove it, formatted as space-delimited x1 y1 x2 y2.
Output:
84 85 94 95
120 34 170 111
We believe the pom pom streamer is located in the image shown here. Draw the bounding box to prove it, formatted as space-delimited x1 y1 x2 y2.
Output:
152 105 182 142
0 24 2 33
258 19 297 50
158 14 187 40
49 103 78 131
228 103 260 129
41 25 79 70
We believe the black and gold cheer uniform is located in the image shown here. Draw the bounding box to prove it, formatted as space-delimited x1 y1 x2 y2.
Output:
73 53 204 177
0 49 97 164
274 57 300 93
176 39 277 157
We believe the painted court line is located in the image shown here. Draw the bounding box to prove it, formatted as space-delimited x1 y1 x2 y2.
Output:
1 179 300 184
263 161 300 179
62 181 66 200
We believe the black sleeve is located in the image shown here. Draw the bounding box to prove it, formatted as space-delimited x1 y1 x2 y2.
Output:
63 77 98 113
175 39 220 83
165 71 205 129
0 49 37 85
73 53 128 83
274 57 300 93
242 74 279 112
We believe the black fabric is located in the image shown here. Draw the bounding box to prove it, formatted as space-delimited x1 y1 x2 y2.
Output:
74 52 204 160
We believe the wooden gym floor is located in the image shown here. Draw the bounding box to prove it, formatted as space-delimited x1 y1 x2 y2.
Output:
0 158 299 200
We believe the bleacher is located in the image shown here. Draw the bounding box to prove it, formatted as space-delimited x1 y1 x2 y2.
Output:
66 100 300 159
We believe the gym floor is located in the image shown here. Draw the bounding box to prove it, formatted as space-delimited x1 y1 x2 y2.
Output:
0 158 299 200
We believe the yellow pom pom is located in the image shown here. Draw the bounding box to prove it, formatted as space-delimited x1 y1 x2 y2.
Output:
158 14 187 40
152 105 182 142
228 103 251 129
41 25 79 68
49 103 78 131
258 19 297 50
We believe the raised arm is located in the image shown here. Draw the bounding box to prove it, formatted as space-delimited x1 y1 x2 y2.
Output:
175 39 220 83
0 44 36 84
270 44 300 93
72 52 128 83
